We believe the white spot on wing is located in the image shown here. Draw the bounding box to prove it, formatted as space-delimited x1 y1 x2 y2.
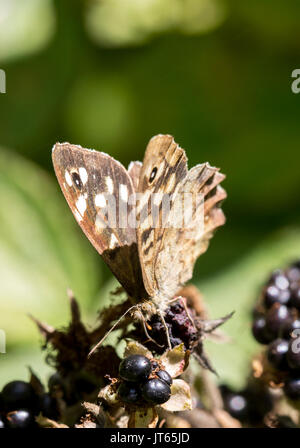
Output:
105 176 114 194
74 210 83 222
95 193 106 208
65 170 72 187
76 195 87 216
95 213 106 230
79 167 88 185
120 184 128 202
109 233 118 249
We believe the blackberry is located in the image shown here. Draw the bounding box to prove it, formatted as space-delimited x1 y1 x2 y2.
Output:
38 393 58 419
287 339 300 370
2 381 35 412
264 285 281 308
156 370 173 386
282 318 300 339
267 339 289 370
290 287 300 310
265 304 290 338
284 377 300 400
274 275 289 291
287 266 300 282
223 392 249 420
252 260 300 403
48 373 66 395
252 316 273 344
119 355 151 382
6 409 35 428
141 378 171 405
118 382 141 404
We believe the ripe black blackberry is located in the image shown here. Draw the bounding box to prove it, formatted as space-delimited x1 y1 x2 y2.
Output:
118 382 141 404
6 409 35 428
141 379 171 405
267 339 289 371
156 370 172 386
220 382 273 425
0 375 60 427
1 381 35 412
119 355 152 382
117 354 172 406
252 260 300 403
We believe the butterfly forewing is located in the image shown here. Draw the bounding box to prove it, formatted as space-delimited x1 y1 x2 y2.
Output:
52 143 147 300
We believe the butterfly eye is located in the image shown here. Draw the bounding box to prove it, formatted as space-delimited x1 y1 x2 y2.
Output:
149 167 157 183
71 171 83 190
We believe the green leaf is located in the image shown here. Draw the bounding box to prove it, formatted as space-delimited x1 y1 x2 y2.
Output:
199 228 300 390
0 0 55 62
0 148 101 349
85 0 225 47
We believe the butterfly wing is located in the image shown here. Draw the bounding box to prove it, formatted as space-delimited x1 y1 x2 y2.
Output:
154 163 226 302
137 135 226 308
136 134 188 297
52 143 147 299
128 161 142 191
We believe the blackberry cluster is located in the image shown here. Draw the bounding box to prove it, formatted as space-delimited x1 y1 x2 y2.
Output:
117 355 172 406
252 260 300 400
0 380 58 428
220 383 273 426
147 301 198 352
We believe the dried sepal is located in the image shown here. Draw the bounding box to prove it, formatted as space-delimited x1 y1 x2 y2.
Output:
161 343 190 378
29 368 45 396
98 384 120 407
124 341 152 359
36 415 68 428
213 409 242 428
128 407 158 428
161 379 192 412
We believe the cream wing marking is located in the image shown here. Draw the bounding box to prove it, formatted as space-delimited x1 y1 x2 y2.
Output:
52 142 147 300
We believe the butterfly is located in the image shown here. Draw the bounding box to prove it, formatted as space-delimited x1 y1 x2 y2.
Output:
52 135 226 326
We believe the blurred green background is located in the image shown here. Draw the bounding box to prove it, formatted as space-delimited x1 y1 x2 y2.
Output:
0 0 300 388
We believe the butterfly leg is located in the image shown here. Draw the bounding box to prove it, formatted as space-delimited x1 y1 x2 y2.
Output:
141 317 164 348
158 310 172 350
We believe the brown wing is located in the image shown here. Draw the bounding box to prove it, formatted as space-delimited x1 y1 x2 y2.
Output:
52 143 147 300
154 163 226 305
136 134 188 297
136 135 226 309
128 161 142 191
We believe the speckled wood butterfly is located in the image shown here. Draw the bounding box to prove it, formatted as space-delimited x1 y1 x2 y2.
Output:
52 134 226 326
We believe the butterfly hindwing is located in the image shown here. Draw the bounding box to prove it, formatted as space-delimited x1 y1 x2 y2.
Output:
52 143 147 300
154 163 226 303
136 135 188 297
128 161 142 191
136 135 226 310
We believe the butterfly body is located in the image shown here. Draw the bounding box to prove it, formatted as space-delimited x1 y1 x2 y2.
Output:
52 135 226 319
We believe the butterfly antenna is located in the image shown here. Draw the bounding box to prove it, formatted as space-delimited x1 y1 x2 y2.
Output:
88 304 137 358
